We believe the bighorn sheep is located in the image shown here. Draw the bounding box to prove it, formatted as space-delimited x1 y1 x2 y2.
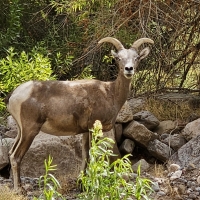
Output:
6 37 154 191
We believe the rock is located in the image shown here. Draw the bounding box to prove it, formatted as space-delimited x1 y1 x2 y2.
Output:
114 123 123 144
157 191 166 197
4 130 17 138
147 139 174 162
0 125 7 135
168 164 181 173
127 98 145 115
103 129 121 161
154 120 177 135
119 139 135 154
123 120 157 147
116 101 133 123
132 159 150 172
160 133 169 140
161 134 186 151
0 138 14 170
133 111 160 130
7 115 17 131
20 132 82 178
169 134 200 169
177 184 186 195
197 176 200 185
0 145 9 170
152 181 160 192
181 118 200 141
170 170 182 180
20 129 121 178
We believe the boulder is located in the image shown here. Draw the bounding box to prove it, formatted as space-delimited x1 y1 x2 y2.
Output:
0 125 7 135
20 129 121 178
154 120 177 135
133 110 160 130
0 138 15 170
4 130 17 138
147 139 174 162
181 118 200 141
161 134 186 151
128 98 145 115
119 139 135 154
103 129 121 161
20 132 82 178
7 116 17 131
5 116 17 138
123 120 157 147
116 101 133 123
169 134 200 169
114 123 123 144
132 159 150 172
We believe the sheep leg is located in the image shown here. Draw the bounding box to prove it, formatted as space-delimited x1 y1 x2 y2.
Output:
10 124 41 192
9 125 21 155
81 132 89 171
81 132 92 171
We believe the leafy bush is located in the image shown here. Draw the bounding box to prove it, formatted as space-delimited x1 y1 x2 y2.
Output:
0 47 55 111
78 120 153 200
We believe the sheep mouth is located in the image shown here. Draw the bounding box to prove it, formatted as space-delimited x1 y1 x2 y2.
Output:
125 74 133 79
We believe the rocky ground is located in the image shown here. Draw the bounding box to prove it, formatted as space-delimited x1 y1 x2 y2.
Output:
1 95 200 199
1 162 200 200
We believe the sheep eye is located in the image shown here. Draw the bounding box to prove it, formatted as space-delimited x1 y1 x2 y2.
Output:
116 57 121 61
135 56 140 61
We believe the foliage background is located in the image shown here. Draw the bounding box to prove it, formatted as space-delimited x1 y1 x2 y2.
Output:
0 0 199 115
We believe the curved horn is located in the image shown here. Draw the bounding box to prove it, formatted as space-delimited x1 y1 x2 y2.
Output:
98 37 124 51
131 38 154 50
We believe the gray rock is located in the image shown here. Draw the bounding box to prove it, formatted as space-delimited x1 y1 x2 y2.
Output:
170 170 182 180
152 181 160 192
103 129 121 162
181 118 200 141
0 125 7 135
20 132 82 178
7 115 17 131
0 138 14 170
154 120 177 135
161 134 186 151
114 123 123 144
157 191 166 196
132 159 150 172
147 139 174 162
4 130 17 138
169 134 200 169
0 145 9 170
116 101 133 123
123 120 157 147
168 163 181 173
127 98 145 115
119 139 135 154
133 110 160 130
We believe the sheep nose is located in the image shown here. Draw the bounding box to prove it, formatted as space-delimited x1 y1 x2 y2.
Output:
125 67 133 71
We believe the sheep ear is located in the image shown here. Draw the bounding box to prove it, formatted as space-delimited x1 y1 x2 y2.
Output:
111 50 118 58
139 47 150 60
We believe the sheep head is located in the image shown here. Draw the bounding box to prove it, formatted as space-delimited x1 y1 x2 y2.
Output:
98 37 154 79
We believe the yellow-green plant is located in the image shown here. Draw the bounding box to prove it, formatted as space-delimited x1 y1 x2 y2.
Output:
78 120 153 200
34 155 64 200
0 47 55 111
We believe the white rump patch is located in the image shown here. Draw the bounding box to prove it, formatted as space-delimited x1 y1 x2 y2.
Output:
7 81 34 129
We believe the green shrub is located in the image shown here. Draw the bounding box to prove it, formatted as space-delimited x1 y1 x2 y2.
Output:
78 120 153 200
0 47 55 111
